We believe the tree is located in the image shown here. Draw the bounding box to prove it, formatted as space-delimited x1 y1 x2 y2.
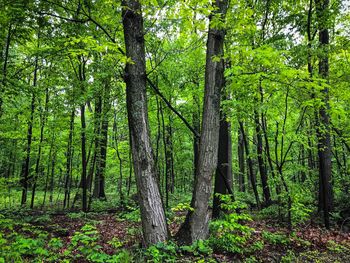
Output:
177 0 229 243
122 0 168 246
315 0 333 229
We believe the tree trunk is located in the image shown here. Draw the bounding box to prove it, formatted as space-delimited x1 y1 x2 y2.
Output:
93 95 102 198
97 81 111 200
212 113 233 219
21 58 38 206
122 0 168 246
254 109 271 206
113 108 124 203
238 125 246 192
0 23 12 118
64 109 75 209
315 0 333 229
239 121 261 208
177 0 228 243
80 102 88 212
192 94 201 180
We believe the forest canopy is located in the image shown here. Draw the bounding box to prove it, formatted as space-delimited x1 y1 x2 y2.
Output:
0 0 350 262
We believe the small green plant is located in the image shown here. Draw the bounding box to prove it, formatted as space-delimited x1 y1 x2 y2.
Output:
209 194 253 254
180 239 213 257
120 208 141 222
290 191 313 225
67 212 87 220
108 237 124 249
280 250 297 262
262 231 290 246
145 241 178 262
327 240 350 253
171 202 194 212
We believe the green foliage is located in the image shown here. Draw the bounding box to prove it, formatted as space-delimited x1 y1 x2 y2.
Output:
262 231 290 246
290 191 313 226
280 250 297 262
119 208 141 223
180 239 213 257
145 241 178 263
209 195 253 254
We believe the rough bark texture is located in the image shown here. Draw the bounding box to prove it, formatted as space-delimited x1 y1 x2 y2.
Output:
122 0 168 246
315 0 333 229
177 0 228 243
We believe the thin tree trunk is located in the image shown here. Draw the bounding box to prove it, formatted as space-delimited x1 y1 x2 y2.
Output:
80 102 88 212
64 109 75 209
254 109 271 206
49 151 56 205
113 108 124 203
213 113 233 219
21 58 38 206
240 121 261 208
93 95 102 198
238 125 246 192
0 23 12 117
192 94 201 180
30 87 49 209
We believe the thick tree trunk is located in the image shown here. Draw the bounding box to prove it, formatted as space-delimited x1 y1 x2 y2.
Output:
315 0 333 229
177 0 228 243
122 0 168 246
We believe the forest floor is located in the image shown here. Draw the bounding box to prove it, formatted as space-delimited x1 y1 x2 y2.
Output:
1 207 350 262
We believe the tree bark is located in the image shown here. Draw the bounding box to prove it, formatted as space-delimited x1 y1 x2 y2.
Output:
238 125 246 192
122 0 168 246
239 121 261 208
177 0 229 243
64 109 75 209
254 109 271 206
212 113 233 219
315 0 333 229
30 87 49 208
0 23 12 118
21 58 38 206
